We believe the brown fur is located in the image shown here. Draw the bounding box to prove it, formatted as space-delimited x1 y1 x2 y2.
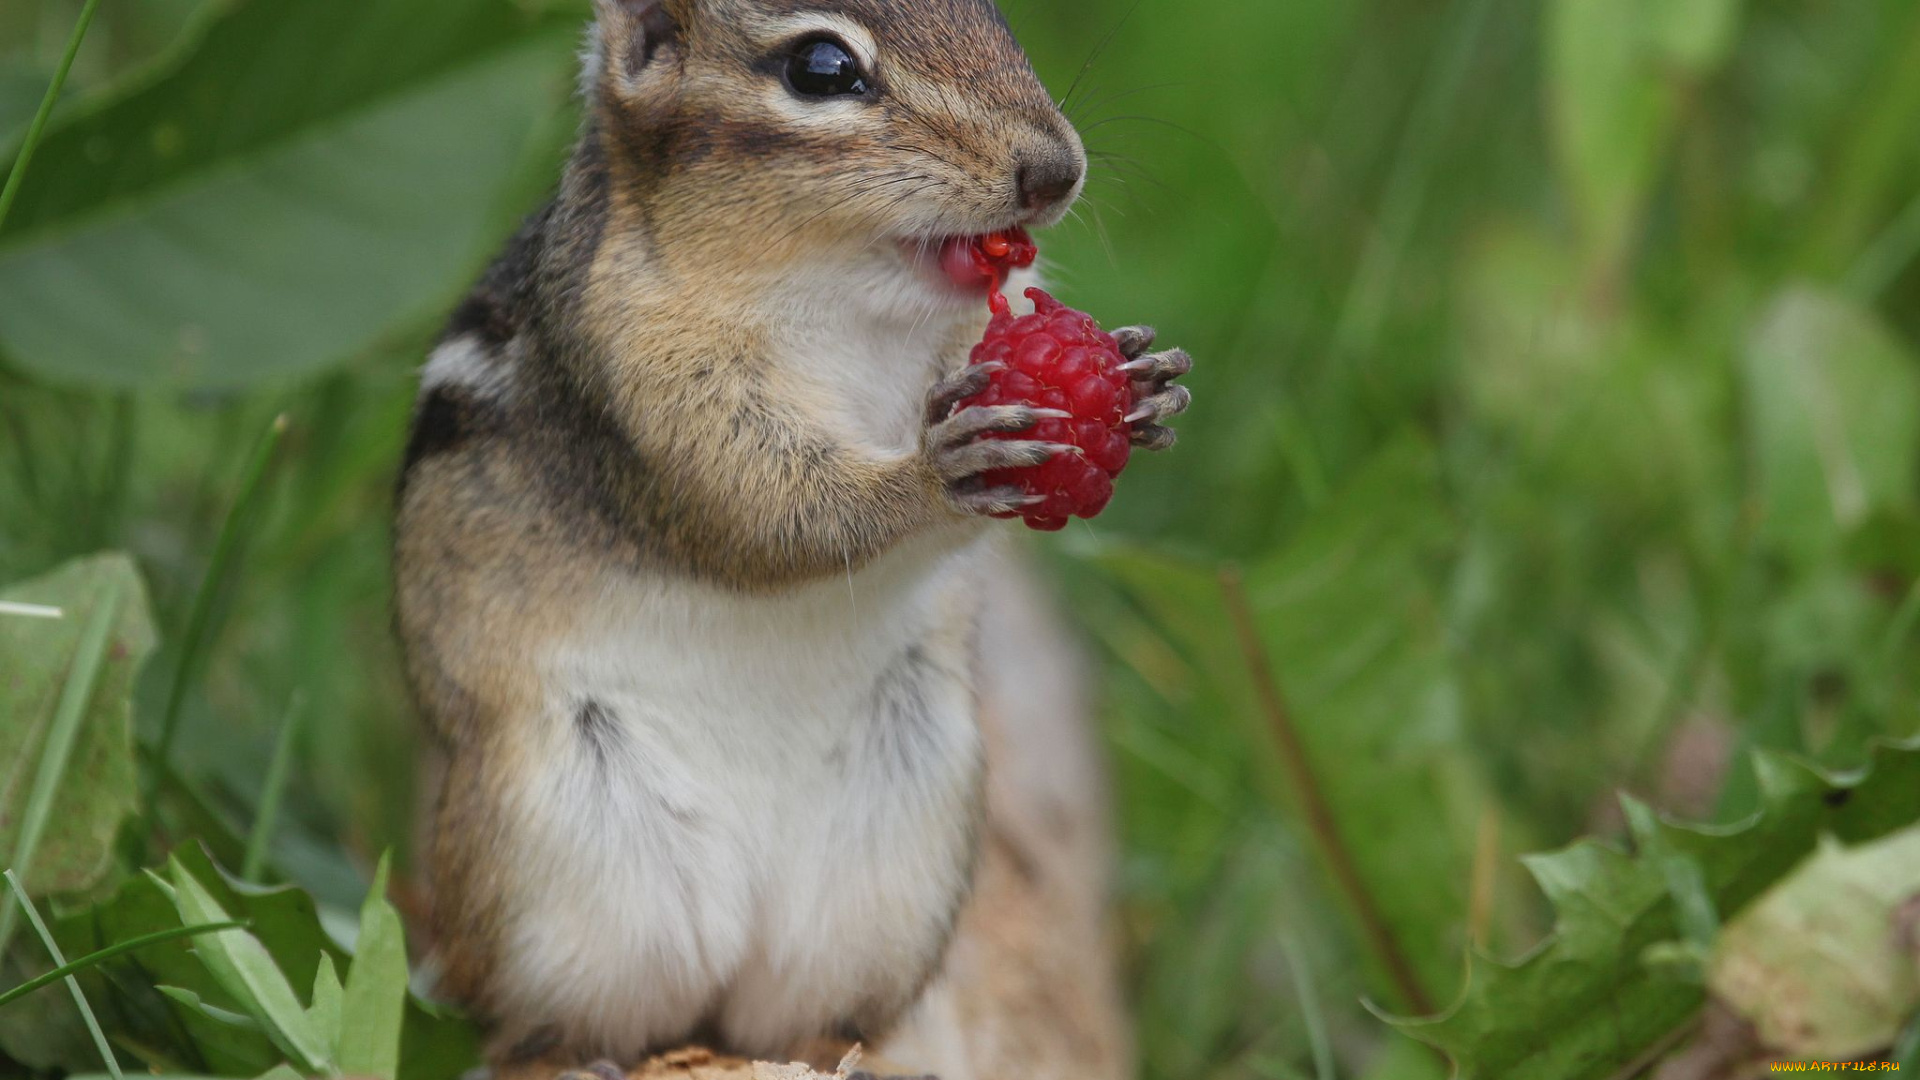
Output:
393 0 1153 1065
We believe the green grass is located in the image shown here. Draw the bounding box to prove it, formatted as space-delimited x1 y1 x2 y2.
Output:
4 0 1920 1076
5 871 119 1079
151 413 288 816
0 0 96 229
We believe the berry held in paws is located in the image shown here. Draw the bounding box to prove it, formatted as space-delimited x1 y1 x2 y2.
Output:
933 229 1162 532
959 287 1133 531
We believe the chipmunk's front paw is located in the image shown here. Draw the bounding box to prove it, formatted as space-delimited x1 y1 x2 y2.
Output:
1110 326 1192 452
923 367 1074 516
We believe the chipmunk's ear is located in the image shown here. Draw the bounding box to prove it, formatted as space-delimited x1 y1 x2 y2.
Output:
591 0 684 88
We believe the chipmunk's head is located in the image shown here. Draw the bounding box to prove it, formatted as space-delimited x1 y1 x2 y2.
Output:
583 0 1084 301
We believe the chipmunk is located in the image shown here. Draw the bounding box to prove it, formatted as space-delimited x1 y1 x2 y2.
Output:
393 0 1190 1069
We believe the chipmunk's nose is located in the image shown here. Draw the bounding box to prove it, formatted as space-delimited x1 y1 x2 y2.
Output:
1014 143 1085 215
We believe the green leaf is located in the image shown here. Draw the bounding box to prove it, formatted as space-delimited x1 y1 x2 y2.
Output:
155 985 280 1076
166 856 334 1072
1543 0 1743 279
1546 0 1679 276
0 554 155 897
69 842 346 1036
1384 739 1920 1080
307 954 342 1046
1648 0 1744 72
170 844 345 997
395 992 483 1080
336 854 407 1080
0 0 577 388
45 846 478 1079
0 972 103 1073
1743 285 1920 565
1710 825 1920 1058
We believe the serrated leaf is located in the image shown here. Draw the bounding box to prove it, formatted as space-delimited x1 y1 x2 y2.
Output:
167 856 334 1072
37 857 330 1071
337 854 407 1079
171 844 344 998
1711 826 1920 1058
1385 739 1920 1080
0 554 155 897
0 0 577 388
51 846 481 1080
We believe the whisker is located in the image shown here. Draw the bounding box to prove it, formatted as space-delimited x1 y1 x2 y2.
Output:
1080 114 1209 143
1057 0 1143 117
1067 81 1186 127
1088 152 1171 194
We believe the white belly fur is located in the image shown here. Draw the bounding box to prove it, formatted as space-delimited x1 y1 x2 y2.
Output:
493 530 992 1058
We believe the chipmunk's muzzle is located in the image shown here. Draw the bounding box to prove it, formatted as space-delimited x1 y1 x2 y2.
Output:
1010 129 1086 227
1015 145 1083 216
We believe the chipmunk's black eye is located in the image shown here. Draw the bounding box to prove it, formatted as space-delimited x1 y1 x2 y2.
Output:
785 37 868 97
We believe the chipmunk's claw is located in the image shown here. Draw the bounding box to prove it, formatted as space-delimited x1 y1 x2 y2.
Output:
1119 347 1191 382
952 485 1048 515
933 439 1074 486
1125 385 1191 427
1110 327 1190 454
925 363 1001 422
930 405 1061 448
1130 424 1178 451
1110 325 1156 359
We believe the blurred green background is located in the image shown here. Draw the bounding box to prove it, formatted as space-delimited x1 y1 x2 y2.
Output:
3 0 1919 1076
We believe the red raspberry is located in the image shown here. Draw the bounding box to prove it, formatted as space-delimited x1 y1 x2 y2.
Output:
939 228 1038 292
959 286 1134 531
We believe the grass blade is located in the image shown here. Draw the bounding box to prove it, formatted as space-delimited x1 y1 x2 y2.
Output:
0 920 247 1011
0 0 101 231
1279 933 1335 1080
4 869 123 1079
242 691 304 883
1846 189 1920 302
1218 564 1436 1015
1802 6 1920 276
1330 0 1496 363
152 414 289 797
0 601 63 618
0 574 123 955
